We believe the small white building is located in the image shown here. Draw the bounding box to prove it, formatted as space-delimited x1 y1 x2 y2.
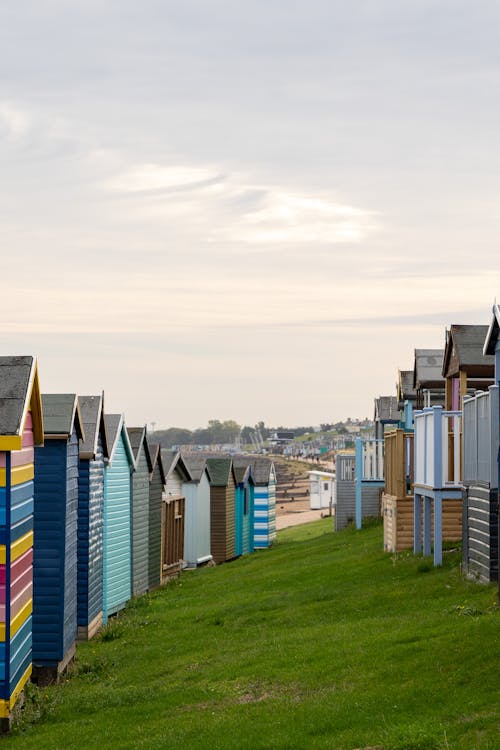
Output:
308 470 336 511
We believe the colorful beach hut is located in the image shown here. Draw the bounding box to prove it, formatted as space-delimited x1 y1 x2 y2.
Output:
206 457 237 564
127 427 153 597
181 454 213 568
233 462 255 556
161 451 189 581
103 414 134 622
32 394 84 683
0 356 43 726
249 457 277 549
147 442 165 589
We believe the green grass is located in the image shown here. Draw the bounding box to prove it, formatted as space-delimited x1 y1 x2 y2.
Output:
7 520 499 749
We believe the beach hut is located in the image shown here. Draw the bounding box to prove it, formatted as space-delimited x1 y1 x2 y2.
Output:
235 456 277 549
374 396 400 440
413 349 445 409
233 462 255 556
442 325 494 411
0 356 43 726
127 427 153 597
307 470 335 511
147 442 165 589
397 369 416 429
206 457 237 564
77 394 108 640
32 394 84 683
103 414 134 622
161 451 189 581
180 453 213 568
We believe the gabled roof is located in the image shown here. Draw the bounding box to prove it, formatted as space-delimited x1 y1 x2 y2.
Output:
374 396 399 423
233 463 255 486
232 455 274 485
181 453 212 483
397 370 416 402
483 304 500 356
147 441 166 485
42 393 85 441
205 457 235 487
127 426 153 473
442 324 494 377
79 394 109 460
161 449 191 482
413 349 445 388
0 355 44 449
104 413 135 468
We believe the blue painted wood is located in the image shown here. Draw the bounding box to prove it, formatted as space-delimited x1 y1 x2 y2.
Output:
414 492 422 553
77 432 104 631
130 439 149 597
103 429 132 621
33 428 78 666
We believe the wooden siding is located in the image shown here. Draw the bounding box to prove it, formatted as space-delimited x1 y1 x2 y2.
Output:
235 483 254 556
210 481 236 564
183 472 212 567
335 478 379 531
253 468 277 549
148 462 163 589
131 445 149 597
383 494 463 553
103 435 131 620
77 432 104 639
0 412 35 718
462 485 498 583
32 429 78 670
161 497 185 580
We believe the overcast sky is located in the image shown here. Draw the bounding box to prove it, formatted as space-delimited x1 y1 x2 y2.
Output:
1 1 499 429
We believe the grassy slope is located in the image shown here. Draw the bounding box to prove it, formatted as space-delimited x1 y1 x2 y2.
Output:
7 520 499 750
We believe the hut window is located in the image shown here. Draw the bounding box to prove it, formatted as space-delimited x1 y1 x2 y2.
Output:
323 482 329 491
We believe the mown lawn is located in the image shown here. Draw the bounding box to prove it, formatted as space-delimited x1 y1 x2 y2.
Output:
6 520 499 750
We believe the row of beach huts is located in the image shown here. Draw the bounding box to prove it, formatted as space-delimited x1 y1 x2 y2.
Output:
0 355 277 727
332 304 500 591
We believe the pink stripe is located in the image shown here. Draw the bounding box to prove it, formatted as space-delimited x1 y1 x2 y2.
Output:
0 447 34 468
11 582 32 620
22 412 34 448
11 567 31 599
24 412 33 429
0 604 4 621
0 567 5 586
0 584 4 605
11 550 33 580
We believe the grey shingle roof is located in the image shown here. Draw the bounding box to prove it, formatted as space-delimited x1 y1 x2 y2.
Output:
232 455 273 485
160 449 191 481
0 355 36 436
41 393 84 440
413 349 445 387
147 441 166 484
104 414 122 456
181 453 210 482
443 324 494 376
374 396 400 422
205 457 233 487
398 370 416 401
127 426 153 472
79 394 107 459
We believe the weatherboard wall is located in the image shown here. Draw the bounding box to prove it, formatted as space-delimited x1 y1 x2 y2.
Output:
210 483 236 564
148 460 163 589
253 467 276 549
235 477 254 557
182 471 212 567
103 433 132 621
0 413 35 718
131 444 150 597
77 432 104 640
32 428 78 672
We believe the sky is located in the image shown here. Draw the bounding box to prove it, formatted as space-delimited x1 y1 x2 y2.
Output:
1 1 500 430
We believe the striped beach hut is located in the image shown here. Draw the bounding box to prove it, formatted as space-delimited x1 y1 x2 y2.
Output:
206 457 237 564
77 395 108 640
147 442 165 589
103 414 134 622
234 456 276 549
128 427 153 597
0 356 43 726
161 451 189 581
234 462 255 556
181 453 213 568
32 394 84 683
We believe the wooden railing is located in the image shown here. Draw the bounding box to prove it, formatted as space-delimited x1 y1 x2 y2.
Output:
356 438 384 481
162 496 185 576
384 429 414 498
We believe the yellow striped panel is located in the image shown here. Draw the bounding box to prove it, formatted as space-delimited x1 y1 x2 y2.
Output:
0 437 22 452
0 623 4 642
0 464 34 487
11 531 33 563
0 546 5 565
11 599 32 637
0 664 32 717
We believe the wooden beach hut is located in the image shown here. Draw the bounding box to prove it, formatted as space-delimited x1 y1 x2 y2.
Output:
127 427 153 597
374 396 400 440
442 324 494 411
32 394 84 683
397 369 416 430
206 457 237 564
103 414 134 622
413 349 445 409
0 356 43 726
147 442 165 589
239 456 276 549
180 453 213 568
233 462 255 557
335 443 383 531
161 451 189 581
77 394 108 640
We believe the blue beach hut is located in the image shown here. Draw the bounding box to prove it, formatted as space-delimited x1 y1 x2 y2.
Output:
103 414 134 622
33 394 84 683
234 456 276 549
77 394 108 641
0 356 43 727
233 462 255 556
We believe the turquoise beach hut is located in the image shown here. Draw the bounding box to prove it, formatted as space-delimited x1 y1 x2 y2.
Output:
234 462 255 557
103 414 134 622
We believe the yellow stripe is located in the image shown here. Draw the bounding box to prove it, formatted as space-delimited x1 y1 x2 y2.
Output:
0 664 32 717
11 531 33 563
0 546 5 565
11 598 32 637
0 623 4 642
0 437 22 452
0 464 34 487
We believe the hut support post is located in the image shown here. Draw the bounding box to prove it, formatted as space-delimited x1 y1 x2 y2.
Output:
434 493 443 566
355 438 362 530
414 492 422 554
423 496 432 557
